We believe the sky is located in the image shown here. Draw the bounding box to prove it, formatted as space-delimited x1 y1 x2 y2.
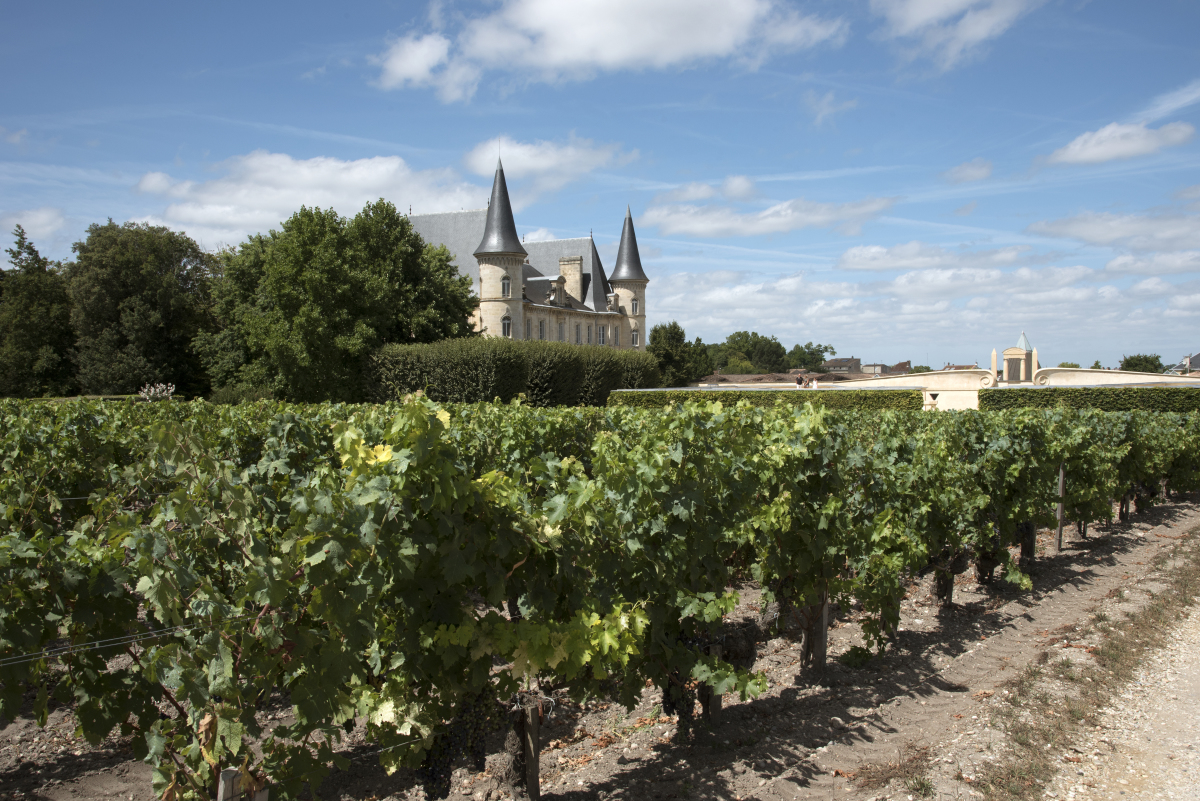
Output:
2 0 1199 368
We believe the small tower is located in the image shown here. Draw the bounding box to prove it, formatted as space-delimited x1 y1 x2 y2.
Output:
608 207 649 350
1001 332 1035 383
474 160 526 340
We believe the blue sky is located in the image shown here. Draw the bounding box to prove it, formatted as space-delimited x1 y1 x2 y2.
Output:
3 0 1199 367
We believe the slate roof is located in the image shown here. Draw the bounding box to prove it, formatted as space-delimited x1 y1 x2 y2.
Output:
474 160 526 258
610 207 649 282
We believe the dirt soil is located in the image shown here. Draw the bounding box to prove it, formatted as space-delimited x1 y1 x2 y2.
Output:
4 493 1200 801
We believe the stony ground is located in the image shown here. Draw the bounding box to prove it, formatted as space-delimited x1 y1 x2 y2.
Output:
1044 591 1200 801
3 494 1199 801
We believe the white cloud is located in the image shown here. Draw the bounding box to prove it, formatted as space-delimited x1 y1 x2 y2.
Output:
0 127 29 145
642 195 897 237
837 240 1029 271
463 135 633 209
942 157 992 183
1030 211 1200 252
889 264 1092 300
954 200 978 216
654 182 718 204
721 175 758 200
132 150 484 248
1047 122 1194 165
522 227 557 242
375 0 847 102
1176 184 1200 201
805 90 858 125
374 33 453 90
1135 78 1200 123
870 0 1041 70
1104 251 1200 276
0 207 65 241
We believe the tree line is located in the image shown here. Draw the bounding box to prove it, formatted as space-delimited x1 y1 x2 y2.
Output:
646 321 837 387
0 200 476 401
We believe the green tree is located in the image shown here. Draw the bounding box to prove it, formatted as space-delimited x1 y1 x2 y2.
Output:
199 200 476 402
66 221 214 397
648 321 694 387
686 338 713 379
1057 362 1080 369
786 341 837 371
0 226 76 397
1119 353 1164 374
910 365 932 373
1090 360 1103 370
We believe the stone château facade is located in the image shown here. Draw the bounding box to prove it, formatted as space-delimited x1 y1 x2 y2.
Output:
409 160 648 350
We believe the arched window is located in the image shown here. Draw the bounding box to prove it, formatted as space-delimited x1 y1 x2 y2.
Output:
501 275 511 298
631 330 639 347
502 315 512 338
631 298 639 315
539 320 546 340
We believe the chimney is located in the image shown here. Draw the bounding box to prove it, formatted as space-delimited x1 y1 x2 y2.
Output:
559 256 583 302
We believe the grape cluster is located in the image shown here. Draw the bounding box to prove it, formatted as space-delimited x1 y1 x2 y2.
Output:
415 690 502 800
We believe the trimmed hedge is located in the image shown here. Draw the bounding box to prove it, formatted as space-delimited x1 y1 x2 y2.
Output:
525 341 585 407
370 338 661 407
979 386 1200 412
369 338 528 404
608 388 924 410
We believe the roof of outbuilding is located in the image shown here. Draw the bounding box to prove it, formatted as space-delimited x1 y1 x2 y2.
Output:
474 160 527 257
610 207 648 282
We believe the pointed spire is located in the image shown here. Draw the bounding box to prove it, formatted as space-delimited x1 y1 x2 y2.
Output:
474 159 526 257
610 206 648 282
1016 331 1032 351
582 234 612 311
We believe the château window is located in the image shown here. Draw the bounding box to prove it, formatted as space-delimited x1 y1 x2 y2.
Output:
501 275 511 298
539 320 545 340
558 322 564 341
631 298 638 315
631 330 639 347
502 315 512 338
597 326 606 345
575 324 581 344
614 328 620 347
525 318 532 340
587 325 592 344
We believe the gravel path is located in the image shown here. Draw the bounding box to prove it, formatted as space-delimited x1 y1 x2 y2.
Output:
1047 599 1200 801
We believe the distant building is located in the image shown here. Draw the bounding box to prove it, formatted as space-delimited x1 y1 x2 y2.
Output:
861 363 888 376
408 160 648 350
944 362 980 371
821 357 862 374
889 361 912 375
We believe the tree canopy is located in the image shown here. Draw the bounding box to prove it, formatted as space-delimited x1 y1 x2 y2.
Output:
787 341 837 371
65 220 214 396
1119 353 1164 374
648 321 711 387
197 200 476 402
0 226 76 397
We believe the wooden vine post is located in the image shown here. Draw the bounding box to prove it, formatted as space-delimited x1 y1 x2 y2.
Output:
216 768 268 801
702 644 722 724
1055 462 1065 553
523 700 541 801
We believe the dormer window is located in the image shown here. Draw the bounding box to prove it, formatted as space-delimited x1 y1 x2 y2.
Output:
501 275 511 298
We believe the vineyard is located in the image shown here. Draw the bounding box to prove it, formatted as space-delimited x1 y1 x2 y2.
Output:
2 398 1199 800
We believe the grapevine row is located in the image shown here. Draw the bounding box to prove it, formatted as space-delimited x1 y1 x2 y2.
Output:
1 398 1197 799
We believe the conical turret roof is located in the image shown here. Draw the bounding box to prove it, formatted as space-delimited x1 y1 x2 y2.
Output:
1016 331 1033 351
581 236 613 311
474 160 527 257
610 207 648 282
